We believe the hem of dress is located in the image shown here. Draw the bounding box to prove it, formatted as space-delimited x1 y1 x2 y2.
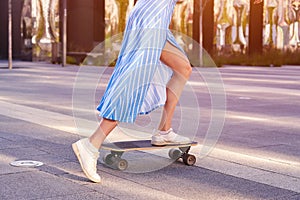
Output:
139 103 164 115
98 103 165 123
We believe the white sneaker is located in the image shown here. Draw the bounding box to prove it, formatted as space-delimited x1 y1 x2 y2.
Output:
151 128 191 146
72 138 101 183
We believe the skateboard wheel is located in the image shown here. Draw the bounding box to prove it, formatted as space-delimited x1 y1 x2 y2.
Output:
115 159 128 171
103 154 114 165
168 149 182 160
182 154 196 166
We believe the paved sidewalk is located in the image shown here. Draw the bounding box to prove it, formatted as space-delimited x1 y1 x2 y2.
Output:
0 61 299 200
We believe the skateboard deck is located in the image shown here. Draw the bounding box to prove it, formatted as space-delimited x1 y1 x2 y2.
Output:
101 140 198 170
102 140 197 151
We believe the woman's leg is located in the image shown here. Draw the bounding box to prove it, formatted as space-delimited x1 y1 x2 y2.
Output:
89 118 118 149
158 42 192 131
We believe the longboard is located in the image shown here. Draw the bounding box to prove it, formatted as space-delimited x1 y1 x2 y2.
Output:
101 140 197 170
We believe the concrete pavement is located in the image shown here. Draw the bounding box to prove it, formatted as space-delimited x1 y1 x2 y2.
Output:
0 61 299 200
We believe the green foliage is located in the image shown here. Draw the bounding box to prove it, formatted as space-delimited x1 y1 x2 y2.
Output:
212 49 300 67
66 56 78 65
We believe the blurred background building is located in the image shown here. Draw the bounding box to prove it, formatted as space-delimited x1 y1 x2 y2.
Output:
0 0 299 65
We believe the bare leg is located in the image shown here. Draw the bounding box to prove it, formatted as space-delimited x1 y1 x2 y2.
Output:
158 42 192 131
89 118 118 149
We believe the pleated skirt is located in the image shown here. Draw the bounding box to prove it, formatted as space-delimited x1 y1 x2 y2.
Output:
97 0 185 123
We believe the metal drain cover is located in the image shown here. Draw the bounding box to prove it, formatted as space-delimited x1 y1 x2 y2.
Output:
10 160 44 167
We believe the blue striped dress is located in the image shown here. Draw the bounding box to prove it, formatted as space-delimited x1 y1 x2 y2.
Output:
97 0 185 123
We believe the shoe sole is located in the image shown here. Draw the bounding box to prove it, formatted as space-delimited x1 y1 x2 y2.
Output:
72 143 101 183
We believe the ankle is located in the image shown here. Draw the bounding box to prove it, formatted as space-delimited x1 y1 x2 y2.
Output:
158 128 173 135
83 138 99 154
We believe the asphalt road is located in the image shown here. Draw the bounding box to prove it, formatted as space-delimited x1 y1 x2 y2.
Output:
0 61 299 200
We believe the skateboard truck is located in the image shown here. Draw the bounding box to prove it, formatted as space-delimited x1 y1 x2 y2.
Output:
168 146 196 166
103 151 128 171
